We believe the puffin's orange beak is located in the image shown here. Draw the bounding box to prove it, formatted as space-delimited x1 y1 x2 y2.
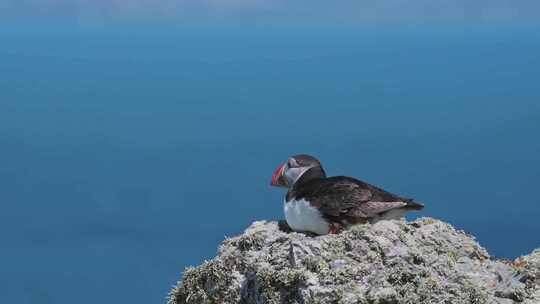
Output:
270 163 287 187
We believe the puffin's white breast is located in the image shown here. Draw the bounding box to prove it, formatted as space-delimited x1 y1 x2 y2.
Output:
283 199 330 235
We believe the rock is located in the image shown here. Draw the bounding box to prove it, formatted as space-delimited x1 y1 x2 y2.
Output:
167 218 540 304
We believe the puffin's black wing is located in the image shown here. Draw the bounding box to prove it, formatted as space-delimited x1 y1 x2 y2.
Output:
292 176 423 219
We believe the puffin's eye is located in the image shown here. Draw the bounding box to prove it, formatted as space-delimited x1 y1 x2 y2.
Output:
288 159 297 168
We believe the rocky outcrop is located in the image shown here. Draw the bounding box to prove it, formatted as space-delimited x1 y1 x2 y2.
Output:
168 218 540 304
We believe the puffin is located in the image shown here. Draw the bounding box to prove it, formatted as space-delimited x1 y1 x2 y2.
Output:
270 154 423 235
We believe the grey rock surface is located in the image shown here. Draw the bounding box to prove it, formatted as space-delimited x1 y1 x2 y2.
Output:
168 218 540 304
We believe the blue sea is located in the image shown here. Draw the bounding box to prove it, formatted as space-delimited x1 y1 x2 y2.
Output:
1 19 539 304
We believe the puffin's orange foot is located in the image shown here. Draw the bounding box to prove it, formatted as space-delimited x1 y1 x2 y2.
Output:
328 223 343 234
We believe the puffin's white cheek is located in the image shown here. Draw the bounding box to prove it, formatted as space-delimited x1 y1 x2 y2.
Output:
285 168 303 185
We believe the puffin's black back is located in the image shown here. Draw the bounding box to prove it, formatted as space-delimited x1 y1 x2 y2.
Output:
287 175 423 221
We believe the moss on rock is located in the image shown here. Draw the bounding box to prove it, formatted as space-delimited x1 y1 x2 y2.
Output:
168 218 540 304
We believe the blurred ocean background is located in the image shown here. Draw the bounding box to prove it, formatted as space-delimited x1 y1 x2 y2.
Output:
1 1 540 303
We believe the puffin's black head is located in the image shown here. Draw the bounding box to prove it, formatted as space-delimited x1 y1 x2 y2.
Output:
270 154 326 188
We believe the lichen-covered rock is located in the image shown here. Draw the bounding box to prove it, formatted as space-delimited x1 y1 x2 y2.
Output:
168 218 540 304
514 249 540 304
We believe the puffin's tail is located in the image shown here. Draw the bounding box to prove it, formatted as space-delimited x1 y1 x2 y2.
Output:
403 198 424 211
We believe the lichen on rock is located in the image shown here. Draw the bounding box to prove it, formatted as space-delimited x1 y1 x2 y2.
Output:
168 218 540 304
